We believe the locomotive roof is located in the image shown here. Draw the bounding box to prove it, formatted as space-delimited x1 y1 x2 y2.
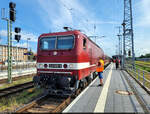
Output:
39 30 81 37
39 30 104 54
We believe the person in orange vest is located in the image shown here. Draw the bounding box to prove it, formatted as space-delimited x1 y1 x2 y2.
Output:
96 59 104 86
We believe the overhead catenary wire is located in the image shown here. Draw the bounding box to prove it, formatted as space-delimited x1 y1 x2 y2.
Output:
58 0 95 36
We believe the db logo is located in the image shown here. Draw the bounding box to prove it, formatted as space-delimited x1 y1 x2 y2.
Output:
53 51 57 55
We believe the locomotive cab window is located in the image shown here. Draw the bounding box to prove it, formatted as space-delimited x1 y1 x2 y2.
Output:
40 37 56 50
57 35 74 50
83 38 86 49
40 35 74 50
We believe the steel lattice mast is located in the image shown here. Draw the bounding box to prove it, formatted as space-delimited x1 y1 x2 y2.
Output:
122 0 135 68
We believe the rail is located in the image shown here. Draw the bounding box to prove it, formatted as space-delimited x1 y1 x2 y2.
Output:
0 81 34 98
15 94 72 113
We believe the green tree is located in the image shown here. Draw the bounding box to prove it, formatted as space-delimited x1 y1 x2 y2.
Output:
145 53 150 58
139 53 150 58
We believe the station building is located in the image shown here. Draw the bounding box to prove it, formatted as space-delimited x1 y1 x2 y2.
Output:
0 44 28 63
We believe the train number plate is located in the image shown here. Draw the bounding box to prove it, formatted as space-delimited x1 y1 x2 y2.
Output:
49 64 62 68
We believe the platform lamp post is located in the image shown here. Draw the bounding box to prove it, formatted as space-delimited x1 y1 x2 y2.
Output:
27 38 31 51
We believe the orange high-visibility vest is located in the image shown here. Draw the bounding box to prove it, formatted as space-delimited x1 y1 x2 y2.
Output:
96 59 104 72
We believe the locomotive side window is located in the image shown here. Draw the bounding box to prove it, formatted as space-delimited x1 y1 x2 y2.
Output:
40 37 56 50
57 36 74 50
83 38 86 49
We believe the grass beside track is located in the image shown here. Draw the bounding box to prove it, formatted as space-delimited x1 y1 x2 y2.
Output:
136 61 150 65
135 61 150 72
0 88 43 112
0 77 33 90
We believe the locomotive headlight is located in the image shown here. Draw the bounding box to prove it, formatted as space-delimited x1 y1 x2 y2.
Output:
69 64 74 68
38 64 43 68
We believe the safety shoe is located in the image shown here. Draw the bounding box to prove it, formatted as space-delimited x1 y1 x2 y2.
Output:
100 83 104 86
98 84 103 86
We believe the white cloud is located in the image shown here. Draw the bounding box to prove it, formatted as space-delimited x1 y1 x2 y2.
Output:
0 30 7 37
15 42 27 48
37 0 100 35
20 31 38 42
136 0 150 27
134 38 150 57
38 0 73 31
0 30 38 42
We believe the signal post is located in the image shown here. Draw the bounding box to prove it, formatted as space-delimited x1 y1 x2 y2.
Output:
1 2 20 83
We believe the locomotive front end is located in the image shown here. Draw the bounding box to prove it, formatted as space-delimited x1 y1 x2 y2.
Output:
33 32 79 95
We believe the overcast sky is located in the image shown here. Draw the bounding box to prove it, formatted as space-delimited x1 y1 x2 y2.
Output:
0 0 150 57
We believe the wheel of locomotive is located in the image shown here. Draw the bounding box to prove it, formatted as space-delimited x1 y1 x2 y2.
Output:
84 78 88 87
93 72 97 79
87 74 92 83
33 76 40 88
91 72 94 80
79 78 87 90
79 81 84 90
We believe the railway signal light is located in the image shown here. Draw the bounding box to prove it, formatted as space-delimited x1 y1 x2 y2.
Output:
9 2 16 22
15 35 21 42
14 27 21 42
15 27 21 33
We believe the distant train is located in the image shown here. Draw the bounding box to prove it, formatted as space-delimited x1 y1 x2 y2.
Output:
33 30 109 95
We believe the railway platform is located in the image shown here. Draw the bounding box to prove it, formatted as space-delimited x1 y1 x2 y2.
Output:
63 63 150 113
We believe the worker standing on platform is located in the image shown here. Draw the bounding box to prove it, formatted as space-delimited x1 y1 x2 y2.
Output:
115 58 119 69
96 58 104 86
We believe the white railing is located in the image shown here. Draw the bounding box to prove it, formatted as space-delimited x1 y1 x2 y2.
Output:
0 61 36 72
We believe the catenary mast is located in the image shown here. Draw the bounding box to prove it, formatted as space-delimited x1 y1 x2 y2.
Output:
122 0 135 68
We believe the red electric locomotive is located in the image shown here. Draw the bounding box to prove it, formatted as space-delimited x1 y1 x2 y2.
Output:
33 30 105 95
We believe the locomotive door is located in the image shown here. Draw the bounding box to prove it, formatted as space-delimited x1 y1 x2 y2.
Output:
89 48 92 65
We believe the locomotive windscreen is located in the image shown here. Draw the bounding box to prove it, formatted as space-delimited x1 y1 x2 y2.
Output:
40 35 74 50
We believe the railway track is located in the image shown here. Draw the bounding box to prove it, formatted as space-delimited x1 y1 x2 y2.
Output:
15 94 73 113
14 72 93 113
0 81 34 98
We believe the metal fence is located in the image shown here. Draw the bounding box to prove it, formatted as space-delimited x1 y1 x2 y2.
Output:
136 58 150 62
125 64 150 90
0 61 36 72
